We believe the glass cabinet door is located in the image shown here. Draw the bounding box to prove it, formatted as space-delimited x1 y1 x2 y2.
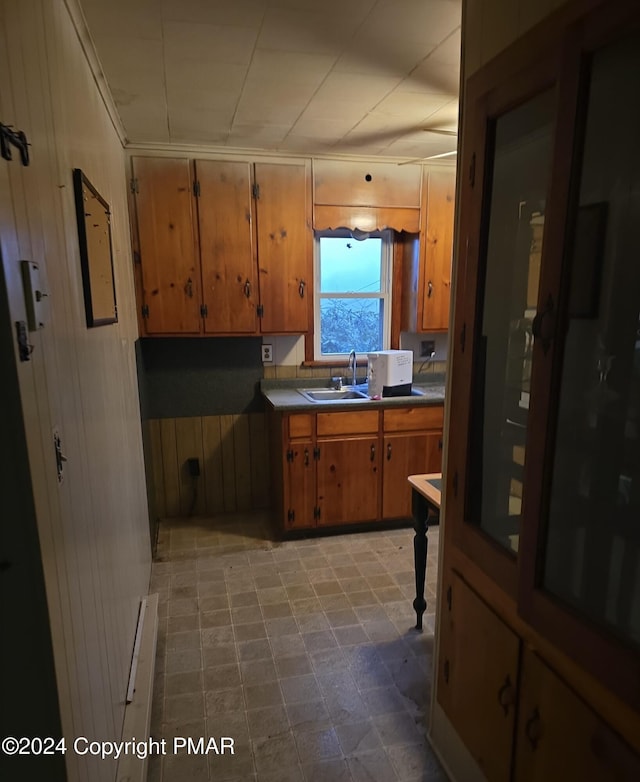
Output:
542 32 640 651
468 89 556 556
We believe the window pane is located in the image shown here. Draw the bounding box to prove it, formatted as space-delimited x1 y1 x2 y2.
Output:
543 35 640 647
319 236 382 293
320 298 383 355
469 88 556 554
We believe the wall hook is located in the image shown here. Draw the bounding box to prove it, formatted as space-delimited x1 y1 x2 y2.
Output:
0 123 30 166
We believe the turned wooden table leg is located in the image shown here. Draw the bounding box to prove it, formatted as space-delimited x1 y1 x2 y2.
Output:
413 511 428 630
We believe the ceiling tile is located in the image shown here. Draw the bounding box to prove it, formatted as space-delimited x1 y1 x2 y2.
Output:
372 92 452 120
358 0 460 45
160 0 266 27
164 61 248 94
94 36 166 101
168 108 233 142
164 20 258 65
257 6 362 55
247 49 336 86
81 0 162 41
313 72 402 104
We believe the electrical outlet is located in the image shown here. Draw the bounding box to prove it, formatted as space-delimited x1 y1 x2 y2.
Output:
262 344 273 363
420 340 436 357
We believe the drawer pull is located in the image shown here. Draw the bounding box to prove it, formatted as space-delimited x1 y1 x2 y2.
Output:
304 448 309 466
299 280 306 298
185 277 193 298
244 279 252 298
427 280 433 298
370 444 376 462
387 443 392 460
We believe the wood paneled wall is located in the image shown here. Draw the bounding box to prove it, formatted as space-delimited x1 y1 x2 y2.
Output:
0 2 151 781
148 413 271 519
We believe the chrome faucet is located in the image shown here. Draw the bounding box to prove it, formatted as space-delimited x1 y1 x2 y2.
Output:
348 349 357 386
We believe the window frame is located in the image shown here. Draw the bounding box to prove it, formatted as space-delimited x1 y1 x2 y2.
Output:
312 228 394 361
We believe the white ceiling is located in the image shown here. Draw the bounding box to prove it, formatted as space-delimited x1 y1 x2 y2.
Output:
79 0 461 161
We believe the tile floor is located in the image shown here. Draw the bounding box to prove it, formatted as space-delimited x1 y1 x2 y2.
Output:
147 513 445 782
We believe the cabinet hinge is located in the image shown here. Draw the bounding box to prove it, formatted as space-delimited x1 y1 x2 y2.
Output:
460 322 466 353
469 153 476 187
287 509 295 524
446 585 452 611
141 304 149 319
252 183 260 200
257 304 264 318
313 446 320 460
286 449 294 463
200 304 208 318
193 180 200 197
314 506 321 521
444 659 450 684
130 177 138 194
452 471 458 498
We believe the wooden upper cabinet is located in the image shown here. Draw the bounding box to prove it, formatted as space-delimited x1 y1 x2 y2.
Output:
313 159 422 208
420 167 455 331
254 162 312 334
313 159 422 232
133 157 201 334
196 160 257 334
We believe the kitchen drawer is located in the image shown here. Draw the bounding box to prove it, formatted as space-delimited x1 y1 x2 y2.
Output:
288 413 314 440
383 405 444 433
317 410 379 437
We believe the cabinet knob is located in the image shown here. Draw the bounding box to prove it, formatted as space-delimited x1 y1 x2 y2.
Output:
370 444 376 462
244 279 252 298
531 293 555 355
299 280 306 298
304 448 309 466
185 277 193 298
525 707 542 750
427 280 433 298
497 674 515 716
387 443 392 461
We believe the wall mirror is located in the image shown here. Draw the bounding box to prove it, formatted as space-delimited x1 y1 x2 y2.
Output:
72 168 118 327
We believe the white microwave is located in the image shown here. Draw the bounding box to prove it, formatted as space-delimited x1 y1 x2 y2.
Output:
367 350 413 398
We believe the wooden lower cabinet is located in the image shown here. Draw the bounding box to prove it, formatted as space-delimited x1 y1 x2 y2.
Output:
271 404 444 532
439 572 640 782
438 571 520 782
284 439 315 530
514 651 640 782
317 436 380 525
383 432 441 519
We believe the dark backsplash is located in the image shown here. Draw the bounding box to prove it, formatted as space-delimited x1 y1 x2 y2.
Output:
136 337 264 419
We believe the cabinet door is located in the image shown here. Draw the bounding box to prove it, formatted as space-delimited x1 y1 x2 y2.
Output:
514 651 640 781
383 432 440 518
421 168 455 331
196 160 258 334
317 436 380 525
133 157 201 334
285 439 316 530
254 162 311 333
438 571 520 782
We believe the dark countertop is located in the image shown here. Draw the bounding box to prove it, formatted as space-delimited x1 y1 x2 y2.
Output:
261 373 446 412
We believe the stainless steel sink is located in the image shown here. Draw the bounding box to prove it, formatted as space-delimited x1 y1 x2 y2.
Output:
298 388 369 402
